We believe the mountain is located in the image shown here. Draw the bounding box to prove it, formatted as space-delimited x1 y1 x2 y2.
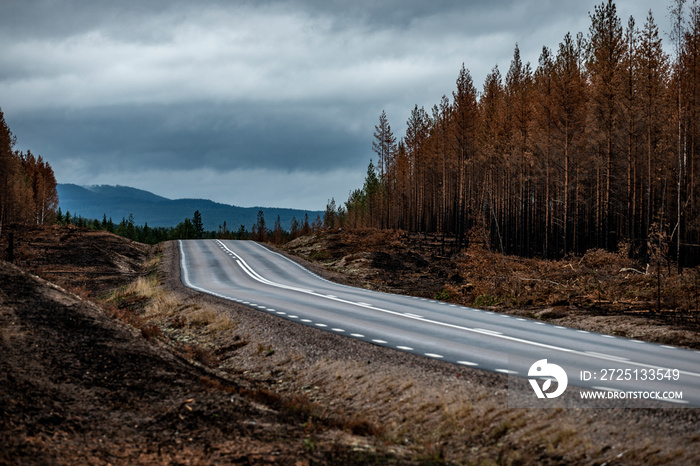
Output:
57 184 323 231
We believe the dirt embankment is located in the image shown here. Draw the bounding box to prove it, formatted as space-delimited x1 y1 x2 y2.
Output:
0 225 406 464
2 225 700 465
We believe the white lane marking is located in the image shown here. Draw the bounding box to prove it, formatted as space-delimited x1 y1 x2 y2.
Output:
372 339 388 344
316 323 328 328
403 312 424 318
425 353 444 358
501 315 510 318
397 346 414 351
288 315 299 319
661 345 676 349
474 328 503 336
185 241 700 379
495 369 517 374
267 309 276 312
301 319 312 323
276 311 286 315
332 328 345 332
457 361 478 366
585 351 629 362
351 333 365 338
602 335 616 339
517 318 527 321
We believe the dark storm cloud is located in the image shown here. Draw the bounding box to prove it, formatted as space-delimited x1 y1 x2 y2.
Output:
0 0 673 209
8 102 366 172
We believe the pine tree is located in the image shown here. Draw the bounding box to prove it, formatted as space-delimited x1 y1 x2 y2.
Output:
451 64 479 250
637 9 669 254
553 32 588 254
588 0 624 250
255 210 267 242
363 159 381 227
193 210 204 239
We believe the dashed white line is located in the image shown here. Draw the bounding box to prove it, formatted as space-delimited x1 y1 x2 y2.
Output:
585 351 629 362
397 346 414 351
316 323 328 328
372 339 388 344
474 328 503 336
185 241 700 384
331 328 345 332
351 333 365 338
301 319 312 323
276 311 286 315
457 361 478 366
425 353 444 358
495 369 517 374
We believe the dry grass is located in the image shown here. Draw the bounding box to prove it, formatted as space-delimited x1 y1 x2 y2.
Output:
107 272 237 334
261 355 700 465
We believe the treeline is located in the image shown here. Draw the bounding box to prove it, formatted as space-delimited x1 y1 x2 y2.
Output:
0 108 58 234
60 208 325 245
344 0 700 268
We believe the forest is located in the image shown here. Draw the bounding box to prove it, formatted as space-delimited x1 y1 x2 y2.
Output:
55 207 324 245
0 109 58 234
342 0 700 268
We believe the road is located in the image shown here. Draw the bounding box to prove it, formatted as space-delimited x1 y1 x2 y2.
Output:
178 239 700 408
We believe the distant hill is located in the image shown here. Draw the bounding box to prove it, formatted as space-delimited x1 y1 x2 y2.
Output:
57 184 323 231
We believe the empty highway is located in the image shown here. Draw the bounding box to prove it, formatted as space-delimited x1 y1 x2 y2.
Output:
179 239 700 407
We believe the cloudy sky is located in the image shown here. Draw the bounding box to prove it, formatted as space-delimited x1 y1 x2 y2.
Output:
0 0 673 210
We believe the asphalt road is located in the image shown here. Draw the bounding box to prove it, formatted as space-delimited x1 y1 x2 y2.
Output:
179 239 700 408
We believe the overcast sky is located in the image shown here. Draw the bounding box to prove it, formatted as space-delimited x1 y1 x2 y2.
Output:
0 0 673 210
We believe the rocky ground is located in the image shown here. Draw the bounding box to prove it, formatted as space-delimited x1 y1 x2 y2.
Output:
1 224 699 464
